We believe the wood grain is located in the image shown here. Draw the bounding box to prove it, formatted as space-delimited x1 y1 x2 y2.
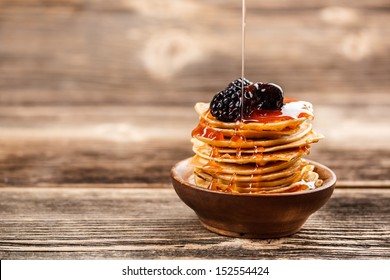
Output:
0 0 389 107
0 138 389 187
0 187 388 260
0 0 389 260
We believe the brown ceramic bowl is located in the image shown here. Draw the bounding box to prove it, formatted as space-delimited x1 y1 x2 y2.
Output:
171 158 336 238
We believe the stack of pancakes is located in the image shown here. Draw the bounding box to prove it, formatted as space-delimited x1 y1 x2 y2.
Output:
190 102 324 193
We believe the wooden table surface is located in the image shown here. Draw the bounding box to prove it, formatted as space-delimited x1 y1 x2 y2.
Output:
0 0 389 259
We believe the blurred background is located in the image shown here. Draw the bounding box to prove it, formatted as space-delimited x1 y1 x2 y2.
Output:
0 0 389 186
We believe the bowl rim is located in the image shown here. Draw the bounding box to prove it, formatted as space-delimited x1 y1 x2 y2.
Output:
171 157 337 197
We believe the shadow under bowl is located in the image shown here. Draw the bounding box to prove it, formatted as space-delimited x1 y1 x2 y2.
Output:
171 158 336 239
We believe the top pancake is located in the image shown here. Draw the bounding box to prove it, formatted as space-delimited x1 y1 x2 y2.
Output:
195 102 313 132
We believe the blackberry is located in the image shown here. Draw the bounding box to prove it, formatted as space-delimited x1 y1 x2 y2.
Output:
210 78 255 122
243 83 260 116
209 79 284 122
255 83 284 110
227 77 252 91
210 89 241 122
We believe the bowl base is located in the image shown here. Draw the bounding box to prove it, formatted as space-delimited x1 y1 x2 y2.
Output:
199 219 302 239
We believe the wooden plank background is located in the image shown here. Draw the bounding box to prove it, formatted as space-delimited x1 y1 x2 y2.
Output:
1 188 389 259
0 0 389 259
0 0 389 106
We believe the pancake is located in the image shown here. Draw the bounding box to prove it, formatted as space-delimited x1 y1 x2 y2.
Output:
193 122 315 148
189 97 323 194
190 155 299 175
200 124 300 139
195 159 305 182
193 145 308 165
194 170 302 193
195 102 312 131
192 130 323 155
193 160 319 193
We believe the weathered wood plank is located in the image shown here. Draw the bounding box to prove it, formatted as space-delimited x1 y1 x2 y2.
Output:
0 137 389 186
1 102 389 147
0 187 388 259
0 1 389 106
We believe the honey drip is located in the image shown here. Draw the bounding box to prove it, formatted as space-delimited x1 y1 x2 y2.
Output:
192 120 224 141
208 180 219 191
228 173 237 193
230 122 246 159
